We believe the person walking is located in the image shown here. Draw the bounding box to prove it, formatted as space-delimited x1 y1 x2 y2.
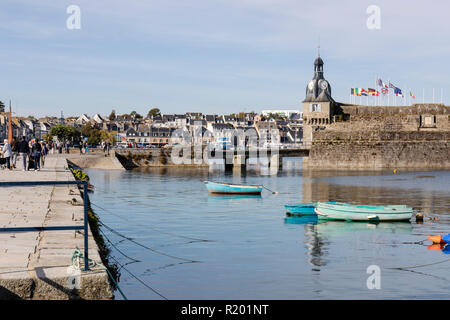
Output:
11 137 19 169
40 141 47 168
18 136 30 171
31 139 42 171
2 139 12 170
78 142 83 155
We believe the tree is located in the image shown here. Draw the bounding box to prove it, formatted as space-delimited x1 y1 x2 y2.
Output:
81 123 102 145
0 101 5 113
108 109 116 121
147 108 161 118
49 124 79 142
130 110 142 119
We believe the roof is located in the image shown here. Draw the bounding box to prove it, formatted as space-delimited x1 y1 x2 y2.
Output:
314 56 324 66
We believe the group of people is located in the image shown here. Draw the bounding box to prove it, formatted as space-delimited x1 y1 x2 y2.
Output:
1 137 51 171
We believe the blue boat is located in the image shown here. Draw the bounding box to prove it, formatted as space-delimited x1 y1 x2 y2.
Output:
285 202 339 215
204 181 263 195
285 203 317 215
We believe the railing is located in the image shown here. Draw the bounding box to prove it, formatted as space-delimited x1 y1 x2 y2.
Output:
0 180 90 271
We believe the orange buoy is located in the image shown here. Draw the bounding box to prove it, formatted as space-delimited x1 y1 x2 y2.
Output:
428 235 446 244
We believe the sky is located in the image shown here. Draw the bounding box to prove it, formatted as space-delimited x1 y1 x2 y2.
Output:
1 0 449 117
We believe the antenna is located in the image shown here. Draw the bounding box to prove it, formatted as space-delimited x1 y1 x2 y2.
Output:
318 36 321 57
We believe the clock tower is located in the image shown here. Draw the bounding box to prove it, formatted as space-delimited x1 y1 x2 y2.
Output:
302 52 337 144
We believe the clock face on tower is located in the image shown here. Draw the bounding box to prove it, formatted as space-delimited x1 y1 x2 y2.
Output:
308 80 314 91
319 80 328 90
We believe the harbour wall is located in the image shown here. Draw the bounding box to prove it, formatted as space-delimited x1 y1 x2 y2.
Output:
0 155 113 299
303 104 450 169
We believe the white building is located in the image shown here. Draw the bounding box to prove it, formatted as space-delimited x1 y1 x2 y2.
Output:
261 109 302 118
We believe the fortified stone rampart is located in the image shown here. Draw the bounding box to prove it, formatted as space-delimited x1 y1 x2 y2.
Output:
304 104 450 169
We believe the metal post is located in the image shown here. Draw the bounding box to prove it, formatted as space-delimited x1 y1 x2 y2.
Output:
83 181 89 271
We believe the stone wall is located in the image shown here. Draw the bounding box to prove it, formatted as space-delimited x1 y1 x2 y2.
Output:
303 104 450 169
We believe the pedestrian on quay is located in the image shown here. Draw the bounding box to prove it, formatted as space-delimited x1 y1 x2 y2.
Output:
58 142 63 154
78 142 83 155
11 137 19 169
31 139 42 171
65 141 70 154
2 139 12 170
40 141 48 168
18 136 30 171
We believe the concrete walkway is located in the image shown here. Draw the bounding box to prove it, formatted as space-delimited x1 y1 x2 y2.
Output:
0 154 113 299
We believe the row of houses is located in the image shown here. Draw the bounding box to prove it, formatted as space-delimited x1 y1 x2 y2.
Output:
0 114 54 142
0 110 303 147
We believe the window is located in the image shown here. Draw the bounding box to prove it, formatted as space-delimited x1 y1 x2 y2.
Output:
310 104 321 112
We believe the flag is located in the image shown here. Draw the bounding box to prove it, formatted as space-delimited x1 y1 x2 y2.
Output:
361 88 368 96
368 88 379 96
381 88 388 95
394 87 403 97
353 88 363 96
410 91 415 99
377 79 388 89
389 82 396 89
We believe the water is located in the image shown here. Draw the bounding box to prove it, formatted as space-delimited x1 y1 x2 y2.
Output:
86 159 450 299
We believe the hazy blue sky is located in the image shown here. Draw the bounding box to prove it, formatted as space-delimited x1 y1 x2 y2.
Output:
1 0 449 117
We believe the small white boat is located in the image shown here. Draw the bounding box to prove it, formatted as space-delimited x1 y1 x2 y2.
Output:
314 202 413 222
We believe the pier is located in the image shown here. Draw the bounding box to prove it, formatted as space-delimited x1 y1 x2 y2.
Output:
114 146 310 171
0 155 112 299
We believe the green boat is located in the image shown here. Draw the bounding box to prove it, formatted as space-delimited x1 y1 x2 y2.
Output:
314 202 413 222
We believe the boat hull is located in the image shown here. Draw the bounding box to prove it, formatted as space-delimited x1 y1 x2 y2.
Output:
204 181 262 195
285 202 340 215
315 202 412 221
285 203 317 215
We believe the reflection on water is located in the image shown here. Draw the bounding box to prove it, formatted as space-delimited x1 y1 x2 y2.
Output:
86 159 450 299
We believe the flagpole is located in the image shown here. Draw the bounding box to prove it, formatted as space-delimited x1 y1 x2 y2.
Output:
388 79 390 106
433 88 435 103
423 88 425 104
441 88 443 104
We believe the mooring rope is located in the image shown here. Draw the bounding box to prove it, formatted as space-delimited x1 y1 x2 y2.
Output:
108 254 168 300
98 227 141 264
262 185 278 194
99 220 199 263
387 258 450 270
91 202 213 243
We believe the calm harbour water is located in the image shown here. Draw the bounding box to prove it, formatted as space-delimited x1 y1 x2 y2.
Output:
86 159 450 300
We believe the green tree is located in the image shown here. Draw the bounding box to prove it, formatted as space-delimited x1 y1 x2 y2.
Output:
49 124 79 142
108 109 116 120
147 108 161 118
130 110 143 119
81 123 102 145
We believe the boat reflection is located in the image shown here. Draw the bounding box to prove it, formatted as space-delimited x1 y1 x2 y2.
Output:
284 215 318 225
206 193 262 204
285 216 413 269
